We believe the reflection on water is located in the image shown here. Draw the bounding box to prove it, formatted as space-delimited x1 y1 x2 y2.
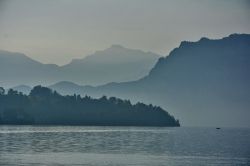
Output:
0 126 249 166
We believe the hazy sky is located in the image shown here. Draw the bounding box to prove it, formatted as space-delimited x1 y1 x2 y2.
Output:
0 0 249 65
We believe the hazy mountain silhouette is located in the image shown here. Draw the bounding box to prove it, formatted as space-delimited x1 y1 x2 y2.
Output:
49 34 250 127
60 45 160 85
0 50 59 87
0 45 160 87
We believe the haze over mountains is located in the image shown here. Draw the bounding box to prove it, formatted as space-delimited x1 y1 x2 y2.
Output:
48 34 250 127
4 33 250 127
0 45 160 87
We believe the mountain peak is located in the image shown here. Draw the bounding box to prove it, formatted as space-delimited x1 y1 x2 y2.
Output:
228 33 249 38
110 44 125 49
178 33 250 50
51 81 80 87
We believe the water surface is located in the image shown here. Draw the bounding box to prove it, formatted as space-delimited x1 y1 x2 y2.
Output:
0 126 249 165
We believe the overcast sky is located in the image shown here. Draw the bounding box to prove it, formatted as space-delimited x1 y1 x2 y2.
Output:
0 0 249 65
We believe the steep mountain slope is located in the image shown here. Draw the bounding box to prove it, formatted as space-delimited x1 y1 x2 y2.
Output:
50 34 250 127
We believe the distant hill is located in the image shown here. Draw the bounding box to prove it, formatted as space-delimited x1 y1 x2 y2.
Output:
12 85 32 95
0 45 160 87
0 50 59 87
49 34 250 127
0 86 180 127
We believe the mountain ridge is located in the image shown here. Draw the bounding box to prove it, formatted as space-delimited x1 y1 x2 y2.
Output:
0 45 160 87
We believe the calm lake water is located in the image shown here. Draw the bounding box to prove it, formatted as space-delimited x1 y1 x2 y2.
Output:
0 126 249 166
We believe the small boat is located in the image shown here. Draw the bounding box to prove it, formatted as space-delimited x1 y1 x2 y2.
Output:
216 127 221 129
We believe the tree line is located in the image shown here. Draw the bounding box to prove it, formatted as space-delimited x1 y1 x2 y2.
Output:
0 86 180 126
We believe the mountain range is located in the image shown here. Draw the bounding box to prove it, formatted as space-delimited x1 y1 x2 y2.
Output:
8 33 250 127
0 45 160 87
47 34 250 127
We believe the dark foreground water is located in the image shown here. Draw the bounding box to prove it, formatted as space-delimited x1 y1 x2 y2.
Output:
0 126 249 166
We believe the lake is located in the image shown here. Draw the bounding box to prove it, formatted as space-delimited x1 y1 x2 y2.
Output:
0 126 249 166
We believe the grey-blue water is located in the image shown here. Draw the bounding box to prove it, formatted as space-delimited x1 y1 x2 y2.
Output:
0 126 249 166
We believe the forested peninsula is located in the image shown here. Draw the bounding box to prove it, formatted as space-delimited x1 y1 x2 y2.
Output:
0 86 180 126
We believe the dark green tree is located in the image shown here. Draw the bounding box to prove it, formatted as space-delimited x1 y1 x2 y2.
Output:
0 87 5 95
